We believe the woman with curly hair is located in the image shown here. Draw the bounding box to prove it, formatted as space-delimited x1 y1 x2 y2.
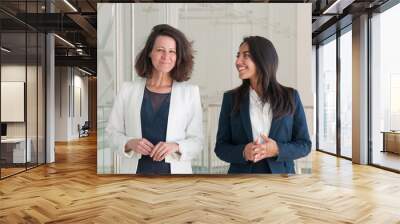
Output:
107 24 203 174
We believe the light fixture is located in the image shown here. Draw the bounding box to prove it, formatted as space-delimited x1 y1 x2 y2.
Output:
1 47 11 53
77 67 93 76
54 34 75 48
63 0 78 12
76 48 86 56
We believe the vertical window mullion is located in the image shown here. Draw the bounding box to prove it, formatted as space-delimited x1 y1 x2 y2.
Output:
36 0 39 167
367 11 373 165
25 0 28 171
337 30 341 157
316 45 320 151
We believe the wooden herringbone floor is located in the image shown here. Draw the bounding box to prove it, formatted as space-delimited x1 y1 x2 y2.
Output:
1 135 400 223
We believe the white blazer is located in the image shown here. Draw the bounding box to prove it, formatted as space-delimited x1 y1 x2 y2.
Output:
105 78 203 174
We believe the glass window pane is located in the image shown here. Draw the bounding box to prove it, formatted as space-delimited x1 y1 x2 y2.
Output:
1 1 46 179
38 32 45 165
1 31 27 177
371 4 400 171
27 31 38 169
318 37 337 154
340 29 352 158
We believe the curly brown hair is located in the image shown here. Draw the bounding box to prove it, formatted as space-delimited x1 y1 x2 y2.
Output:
135 24 194 82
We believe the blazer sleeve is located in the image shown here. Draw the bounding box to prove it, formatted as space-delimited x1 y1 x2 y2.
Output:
175 86 204 161
105 82 140 159
214 92 248 164
275 90 312 162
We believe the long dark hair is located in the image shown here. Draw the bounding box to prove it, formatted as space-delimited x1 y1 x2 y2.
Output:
135 24 194 82
232 36 295 119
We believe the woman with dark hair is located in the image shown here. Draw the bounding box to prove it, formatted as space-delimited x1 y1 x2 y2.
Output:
214 36 311 174
106 24 203 174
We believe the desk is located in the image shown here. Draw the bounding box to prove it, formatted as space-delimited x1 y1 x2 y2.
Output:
1 138 31 163
381 131 400 154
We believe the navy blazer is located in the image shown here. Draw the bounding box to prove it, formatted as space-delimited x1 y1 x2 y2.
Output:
214 89 311 174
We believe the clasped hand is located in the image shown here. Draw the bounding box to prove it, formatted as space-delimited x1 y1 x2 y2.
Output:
125 138 179 161
243 133 279 163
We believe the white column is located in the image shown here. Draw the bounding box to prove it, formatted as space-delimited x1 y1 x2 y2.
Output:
352 14 369 164
97 3 117 173
98 3 135 173
165 3 180 28
46 33 55 163
116 3 133 86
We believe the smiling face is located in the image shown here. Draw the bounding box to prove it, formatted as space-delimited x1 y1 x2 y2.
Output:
150 35 177 74
235 43 258 81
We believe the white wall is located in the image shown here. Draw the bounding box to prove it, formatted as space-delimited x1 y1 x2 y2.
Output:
1 65 34 138
1 65 26 141
1 64 46 164
369 5 400 163
133 4 312 106
55 67 68 141
73 74 89 137
54 67 89 141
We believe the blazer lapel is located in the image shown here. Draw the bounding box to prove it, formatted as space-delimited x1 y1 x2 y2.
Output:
165 81 176 142
240 91 253 141
130 78 145 138
269 118 278 138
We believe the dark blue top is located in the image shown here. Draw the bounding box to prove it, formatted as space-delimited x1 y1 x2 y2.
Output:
136 87 171 174
214 89 311 174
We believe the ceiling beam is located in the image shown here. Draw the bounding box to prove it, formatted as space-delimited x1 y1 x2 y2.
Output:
55 55 96 71
67 13 97 39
